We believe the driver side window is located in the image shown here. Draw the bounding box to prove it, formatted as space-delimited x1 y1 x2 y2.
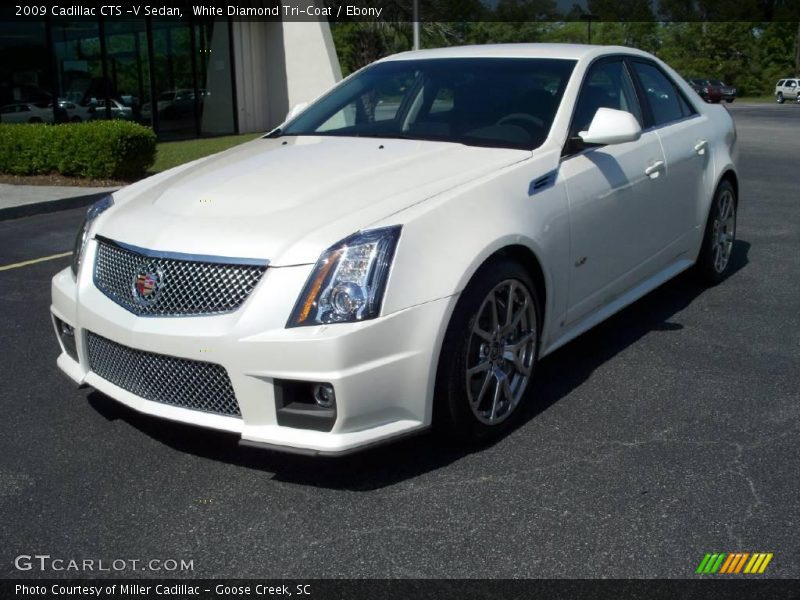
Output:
570 59 642 139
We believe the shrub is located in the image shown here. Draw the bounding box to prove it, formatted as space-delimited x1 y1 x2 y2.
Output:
0 120 156 180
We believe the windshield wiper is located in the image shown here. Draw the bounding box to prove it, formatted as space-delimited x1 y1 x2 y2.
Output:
264 128 283 138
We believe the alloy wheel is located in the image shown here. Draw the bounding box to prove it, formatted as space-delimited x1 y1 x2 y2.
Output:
712 189 736 273
465 279 537 425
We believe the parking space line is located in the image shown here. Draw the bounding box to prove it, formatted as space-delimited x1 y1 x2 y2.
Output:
0 251 72 272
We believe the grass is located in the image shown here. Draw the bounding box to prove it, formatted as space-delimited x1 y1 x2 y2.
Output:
735 96 777 104
150 132 262 174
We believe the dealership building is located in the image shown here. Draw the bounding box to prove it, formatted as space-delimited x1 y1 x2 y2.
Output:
0 7 341 138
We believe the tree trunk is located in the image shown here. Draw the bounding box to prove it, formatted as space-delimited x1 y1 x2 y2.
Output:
796 22 800 76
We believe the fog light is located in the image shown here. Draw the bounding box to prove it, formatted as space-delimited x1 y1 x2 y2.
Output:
313 383 336 408
54 316 78 362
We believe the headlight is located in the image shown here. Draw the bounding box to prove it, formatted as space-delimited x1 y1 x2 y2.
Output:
287 226 401 327
71 195 114 276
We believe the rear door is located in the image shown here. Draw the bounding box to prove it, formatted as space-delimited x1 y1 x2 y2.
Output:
629 60 712 256
560 58 668 325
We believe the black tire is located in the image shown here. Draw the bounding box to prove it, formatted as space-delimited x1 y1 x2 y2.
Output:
726 98 734 103
28 117 42 123
776 93 784 104
70 116 81 122
434 258 541 443
695 180 737 286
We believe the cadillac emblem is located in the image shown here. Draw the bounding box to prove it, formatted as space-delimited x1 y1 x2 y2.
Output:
132 264 164 306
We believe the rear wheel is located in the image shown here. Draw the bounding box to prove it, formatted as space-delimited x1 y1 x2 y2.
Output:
435 259 540 443
695 180 737 285
776 92 785 104
725 98 734 103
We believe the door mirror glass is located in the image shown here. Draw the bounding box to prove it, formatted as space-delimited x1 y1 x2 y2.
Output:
579 107 642 145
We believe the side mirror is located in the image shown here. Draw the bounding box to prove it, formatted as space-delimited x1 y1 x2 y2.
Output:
578 107 642 146
286 102 308 122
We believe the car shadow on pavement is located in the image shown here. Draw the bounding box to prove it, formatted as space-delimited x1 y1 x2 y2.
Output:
87 240 750 491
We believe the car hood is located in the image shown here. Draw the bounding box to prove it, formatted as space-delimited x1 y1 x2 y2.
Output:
100 136 530 266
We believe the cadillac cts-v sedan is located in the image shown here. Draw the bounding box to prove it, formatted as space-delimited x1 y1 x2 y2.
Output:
52 44 739 455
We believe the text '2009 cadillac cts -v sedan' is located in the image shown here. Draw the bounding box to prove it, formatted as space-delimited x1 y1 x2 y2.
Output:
51 44 739 455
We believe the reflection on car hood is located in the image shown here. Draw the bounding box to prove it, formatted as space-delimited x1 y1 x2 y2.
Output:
100 136 530 265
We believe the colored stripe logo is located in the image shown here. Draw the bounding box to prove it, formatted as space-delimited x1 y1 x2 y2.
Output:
696 552 773 574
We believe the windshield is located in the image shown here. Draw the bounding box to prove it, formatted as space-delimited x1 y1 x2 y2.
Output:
282 58 576 150
709 79 725 86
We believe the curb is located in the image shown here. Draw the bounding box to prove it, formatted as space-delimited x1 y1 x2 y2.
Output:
0 189 117 221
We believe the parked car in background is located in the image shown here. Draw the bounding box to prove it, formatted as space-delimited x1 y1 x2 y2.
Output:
141 89 202 121
52 44 739 455
774 78 800 103
57 100 93 122
0 102 54 123
687 78 722 103
708 79 736 103
91 98 134 120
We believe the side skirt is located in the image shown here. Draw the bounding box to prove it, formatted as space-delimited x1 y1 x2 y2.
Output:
539 258 695 358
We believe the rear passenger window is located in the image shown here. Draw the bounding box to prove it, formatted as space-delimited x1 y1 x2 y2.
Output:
632 62 693 126
676 91 696 118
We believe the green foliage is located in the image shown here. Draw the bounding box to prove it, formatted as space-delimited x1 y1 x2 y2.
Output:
0 120 156 180
330 21 800 97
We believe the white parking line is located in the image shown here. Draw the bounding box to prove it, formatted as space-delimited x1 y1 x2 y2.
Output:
0 251 72 272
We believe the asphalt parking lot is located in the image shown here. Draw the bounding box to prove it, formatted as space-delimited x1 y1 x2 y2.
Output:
1 103 798 579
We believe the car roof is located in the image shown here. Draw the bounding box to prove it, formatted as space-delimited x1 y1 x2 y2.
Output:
380 43 653 63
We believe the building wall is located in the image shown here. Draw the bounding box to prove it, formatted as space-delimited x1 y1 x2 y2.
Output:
232 17 341 134
281 20 342 115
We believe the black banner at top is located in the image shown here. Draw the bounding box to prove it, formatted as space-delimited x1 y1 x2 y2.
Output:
2 0 800 22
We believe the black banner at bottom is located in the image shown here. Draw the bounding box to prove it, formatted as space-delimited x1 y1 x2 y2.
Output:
3 579 800 600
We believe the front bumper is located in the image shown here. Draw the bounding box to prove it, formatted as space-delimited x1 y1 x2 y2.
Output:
51 240 454 455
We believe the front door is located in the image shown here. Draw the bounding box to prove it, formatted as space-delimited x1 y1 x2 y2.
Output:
560 58 667 325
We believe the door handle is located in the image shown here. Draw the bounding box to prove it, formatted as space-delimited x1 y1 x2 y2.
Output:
645 160 664 177
694 139 708 154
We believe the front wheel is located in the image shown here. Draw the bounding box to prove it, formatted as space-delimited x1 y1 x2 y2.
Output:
695 180 737 285
726 98 734 103
776 93 785 104
435 259 540 443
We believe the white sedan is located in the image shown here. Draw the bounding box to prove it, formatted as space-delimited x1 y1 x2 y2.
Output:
1 102 54 123
51 44 738 455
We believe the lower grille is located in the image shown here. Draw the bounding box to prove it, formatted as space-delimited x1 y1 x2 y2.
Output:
86 332 241 417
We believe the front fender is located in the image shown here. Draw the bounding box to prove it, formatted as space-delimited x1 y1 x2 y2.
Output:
376 152 571 350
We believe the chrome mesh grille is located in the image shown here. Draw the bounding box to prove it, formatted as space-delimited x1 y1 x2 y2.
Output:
93 237 267 317
86 332 241 417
